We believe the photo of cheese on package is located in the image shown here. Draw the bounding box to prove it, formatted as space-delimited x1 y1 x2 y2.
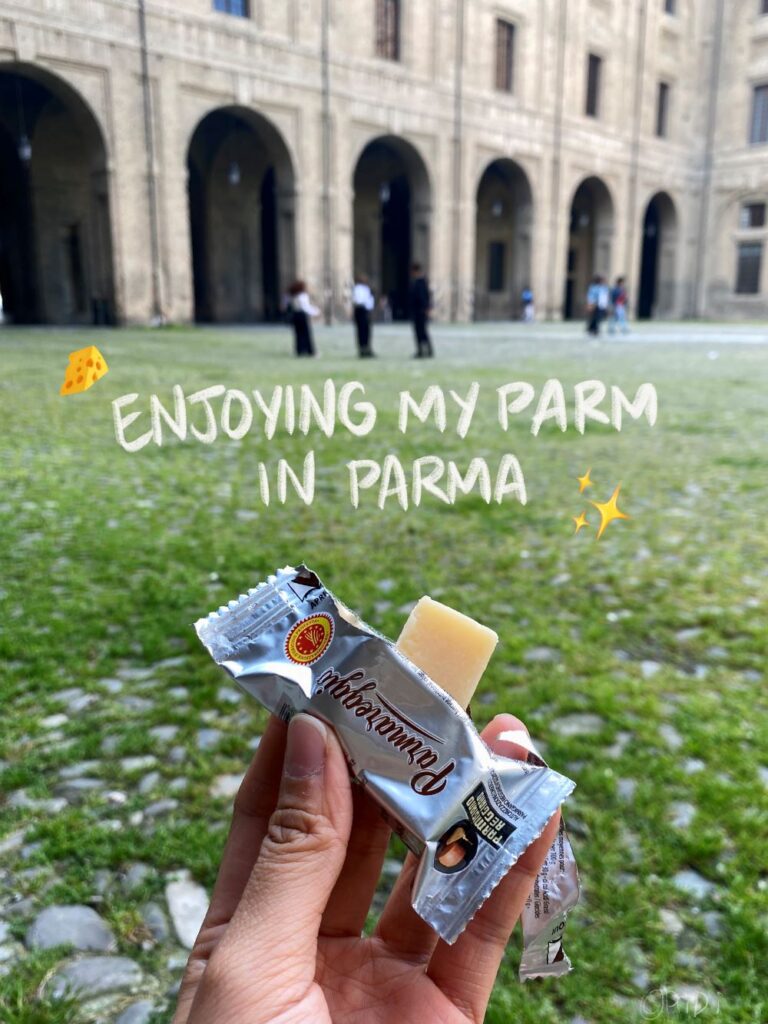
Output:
195 565 579 977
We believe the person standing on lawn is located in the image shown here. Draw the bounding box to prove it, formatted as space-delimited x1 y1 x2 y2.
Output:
352 274 376 358
288 280 320 357
586 275 601 336
410 263 434 358
521 286 535 323
609 276 629 335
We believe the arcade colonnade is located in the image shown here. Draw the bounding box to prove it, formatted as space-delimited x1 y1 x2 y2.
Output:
0 59 687 326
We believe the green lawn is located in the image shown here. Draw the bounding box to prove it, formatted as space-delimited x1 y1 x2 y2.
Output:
1 322 766 1023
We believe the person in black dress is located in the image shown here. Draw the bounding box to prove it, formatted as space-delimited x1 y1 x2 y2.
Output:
409 263 433 358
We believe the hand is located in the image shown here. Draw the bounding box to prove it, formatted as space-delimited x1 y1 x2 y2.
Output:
173 712 560 1024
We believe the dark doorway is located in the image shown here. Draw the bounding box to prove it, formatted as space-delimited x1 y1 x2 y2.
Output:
380 174 411 320
563 177 613 320
638 202 660 319
187 107 295 323
474 159 533 321
638 192 677 319
0 66 115 324
353 136 431 321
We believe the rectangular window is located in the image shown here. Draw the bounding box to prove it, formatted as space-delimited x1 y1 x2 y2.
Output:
586 54 602 117
736 242 763 294
213 0 249 15
762 0 768 15
664 0 676 13
740 202 767 228
488 242 506 292
495 20 516 92
656 82 670 137
750 85 768 144
376 0 401 61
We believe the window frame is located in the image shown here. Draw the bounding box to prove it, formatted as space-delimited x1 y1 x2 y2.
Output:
656 81 671 138
585 52 603 118
375 0 401 62
495 18 516 94
213 0 249 17
735 241 763 294
749 83 768 145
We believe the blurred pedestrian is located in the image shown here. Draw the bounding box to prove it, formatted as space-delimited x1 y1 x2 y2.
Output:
586 275 610 336
521 286 535 323
352 274 376 357
410 263 433 358
609 276 629 335
288 280 319 357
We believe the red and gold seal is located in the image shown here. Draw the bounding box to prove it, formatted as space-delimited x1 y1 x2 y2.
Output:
285 613 334 665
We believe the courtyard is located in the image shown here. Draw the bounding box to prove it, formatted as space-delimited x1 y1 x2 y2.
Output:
0 320 766 1023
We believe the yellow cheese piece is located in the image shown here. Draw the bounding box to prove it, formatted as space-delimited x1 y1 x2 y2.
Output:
60 345 109 396
396 596 498 708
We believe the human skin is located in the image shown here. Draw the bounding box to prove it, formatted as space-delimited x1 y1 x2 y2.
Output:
173 712 561 1024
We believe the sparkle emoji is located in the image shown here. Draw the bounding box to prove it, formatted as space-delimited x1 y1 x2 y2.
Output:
577 468 593 493
572 511 589 534
60 345 109 395
590 484 630 540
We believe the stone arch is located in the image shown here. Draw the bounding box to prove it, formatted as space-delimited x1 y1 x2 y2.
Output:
563 175 615 319
186 106 297 323
0 62 115 324
351 134 432 320
473 158 534 321
638 190 679 318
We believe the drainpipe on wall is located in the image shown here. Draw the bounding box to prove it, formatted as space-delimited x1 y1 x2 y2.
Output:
626 0 648 317
546 0 568 320
695 0 725 318
320 0 333 325
138 0 163 321
450 0 465 323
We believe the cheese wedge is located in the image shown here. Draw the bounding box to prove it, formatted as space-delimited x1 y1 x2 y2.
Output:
396 596 498 708
60 345 109 396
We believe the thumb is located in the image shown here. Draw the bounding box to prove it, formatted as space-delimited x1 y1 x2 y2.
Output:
216 714 352 991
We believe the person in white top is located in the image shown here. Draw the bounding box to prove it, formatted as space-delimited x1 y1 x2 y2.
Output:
287 280 320 357
352 274 376 357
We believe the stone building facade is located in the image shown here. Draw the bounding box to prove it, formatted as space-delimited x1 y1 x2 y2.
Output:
0 0 766 325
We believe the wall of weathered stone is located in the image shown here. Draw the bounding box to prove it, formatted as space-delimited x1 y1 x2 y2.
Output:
0 0 765 323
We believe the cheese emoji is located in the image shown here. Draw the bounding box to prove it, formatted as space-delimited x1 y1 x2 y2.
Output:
397 596 498 709
60 345 109 396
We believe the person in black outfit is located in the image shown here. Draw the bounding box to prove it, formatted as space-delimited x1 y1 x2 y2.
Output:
287 280 319 357
410 263 433 358
352 274 375 357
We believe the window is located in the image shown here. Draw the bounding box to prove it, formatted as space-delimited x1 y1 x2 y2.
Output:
495 20 516 93
586 54 602 117
656 82 670 137
376 0 401 61
741 202 767 228
664 0 676 13
762 0 768 15
488 242 506 292
750 85 768 144
213 0 248 15
736 242 763 293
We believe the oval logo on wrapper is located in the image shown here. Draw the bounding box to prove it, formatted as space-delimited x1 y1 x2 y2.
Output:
285 613 334 665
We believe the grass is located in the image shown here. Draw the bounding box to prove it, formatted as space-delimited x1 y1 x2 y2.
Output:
1 321 767 1023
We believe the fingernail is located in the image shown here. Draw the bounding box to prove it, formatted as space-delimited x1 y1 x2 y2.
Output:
285 714 327 778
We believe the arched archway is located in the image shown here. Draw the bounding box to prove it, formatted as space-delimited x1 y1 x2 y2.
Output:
187 107 296 323
352 135 432 321
638 192 678 318
0 63 115 324
563 176 614 319
474 159 533 320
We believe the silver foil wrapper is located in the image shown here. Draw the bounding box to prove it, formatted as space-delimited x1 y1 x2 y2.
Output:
195 565 576 953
